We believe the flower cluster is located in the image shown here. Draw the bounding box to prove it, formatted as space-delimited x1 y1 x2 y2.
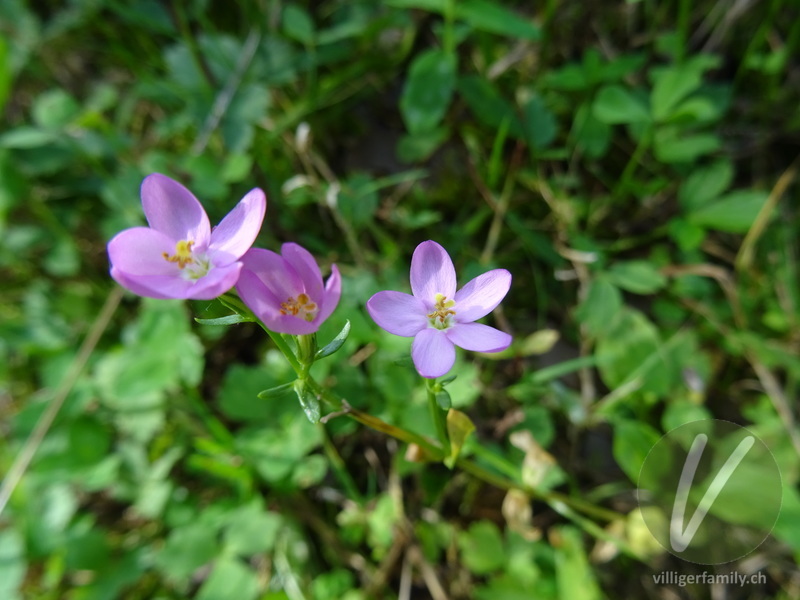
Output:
108 175 512 377
107 174 338 334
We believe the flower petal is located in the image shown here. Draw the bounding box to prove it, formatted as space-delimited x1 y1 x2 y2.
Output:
316 264 342 325
454 268 511 322
208 187 266 264
410 240 456 305
236 269 319 335
367 291 428 337
240 248 302 301
281 242 323 302
446 322 512 353
108 227 183 276
110 263 241 300
141 174 211 245
411 328 456 379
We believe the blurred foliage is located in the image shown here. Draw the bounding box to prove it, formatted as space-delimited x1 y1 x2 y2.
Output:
1 0 799 598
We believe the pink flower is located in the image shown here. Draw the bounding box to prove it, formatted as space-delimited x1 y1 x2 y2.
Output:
367 240 512 378
108 174 266 300
236 243 341 335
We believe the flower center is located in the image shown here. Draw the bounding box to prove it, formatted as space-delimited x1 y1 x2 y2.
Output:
162 239 209 280
280 293 318 322
163 239 196 269
427 293 456 330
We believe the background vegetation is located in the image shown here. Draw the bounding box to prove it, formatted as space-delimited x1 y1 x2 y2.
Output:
1 0 799 598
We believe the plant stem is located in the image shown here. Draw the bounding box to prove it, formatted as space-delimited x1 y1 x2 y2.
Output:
425 379 450 457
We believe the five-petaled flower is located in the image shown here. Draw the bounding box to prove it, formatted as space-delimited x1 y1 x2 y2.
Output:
107 173 266 300
236 243 341 335
367 240 512 378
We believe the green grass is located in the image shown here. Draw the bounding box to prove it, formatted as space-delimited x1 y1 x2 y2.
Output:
1 1 799 598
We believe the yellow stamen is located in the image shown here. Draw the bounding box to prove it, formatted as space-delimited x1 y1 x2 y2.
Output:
162 240 195 269
427 293 456 329
280 293 318 322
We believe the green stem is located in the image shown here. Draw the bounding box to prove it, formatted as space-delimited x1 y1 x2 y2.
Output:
319 423 364 504
426 379 450 457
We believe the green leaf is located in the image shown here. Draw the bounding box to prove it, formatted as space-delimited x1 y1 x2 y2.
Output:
0 36 11 115
294 379 320 424
0 127 57 148
458 75 524 137
0 528 25 599
195 314 252 326
257 382 295 401
592 85 650 124
612 420 661 483
445 409 475 468
457 0 540 40
458 521 505 574
650 64 703 121
196 556 260 600
607 261 667 294
157 523 218 584
688 189 768 233
435 389 452 411
574 278 622 337
678 159 733 210
316 320 351 359
400 49 457 135
553 526 603 600
32 89 80 129
522 94 557 150
224 502 284 556
653 128 720 163
571 102 611 158
282 3 315 45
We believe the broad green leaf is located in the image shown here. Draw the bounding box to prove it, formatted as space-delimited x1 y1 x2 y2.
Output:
458 521 505 574
607 261 667 294
400 49 457 134
688 189 768 233
224 502 284 556
0 528 25 599
653 128 720 163
574 278 622 337
0 127 57 148
595 308 673 396
32 89 80 129
157 523 218 583
678 159 733 210
553 526 603 600
196 556 260 600
458 75 525 137
650 64 703 121
282 3 314 45
457 0 540 40
571 102 611 158
612 420 661 483
592 85 650 124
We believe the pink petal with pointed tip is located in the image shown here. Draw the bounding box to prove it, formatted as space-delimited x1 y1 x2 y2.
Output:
454 269 511 322
208 188 266 264
367 291 428 337
410 240 456 305
316 264 342 325
141 174 210 245
282 242 323 302
240 248 302 302
411 328 456 378
446 322 512 353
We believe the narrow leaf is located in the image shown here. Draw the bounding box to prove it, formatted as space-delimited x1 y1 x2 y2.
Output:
294 379 320 424
445 409 476 468
315 320 351 359
195 314 252 326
